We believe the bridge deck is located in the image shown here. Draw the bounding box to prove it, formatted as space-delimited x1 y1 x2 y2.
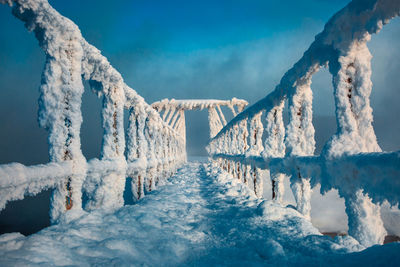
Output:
0 162 399 266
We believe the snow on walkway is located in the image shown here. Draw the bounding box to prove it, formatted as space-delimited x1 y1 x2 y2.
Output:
0 162 399 266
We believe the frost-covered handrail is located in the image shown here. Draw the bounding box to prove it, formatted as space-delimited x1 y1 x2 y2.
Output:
208 0 400 248
0 0 186 223
152 98 248 140
213 152 400 207
152 98 248 111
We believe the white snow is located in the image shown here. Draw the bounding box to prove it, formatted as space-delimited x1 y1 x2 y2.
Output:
208 0 400 247
0 161 75 211
2 161 398 266
0 0 186 223
0 0 399 262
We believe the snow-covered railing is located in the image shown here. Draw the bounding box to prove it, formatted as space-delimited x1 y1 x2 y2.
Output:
152 98 248 141
208 0 400 247
0 0 185 223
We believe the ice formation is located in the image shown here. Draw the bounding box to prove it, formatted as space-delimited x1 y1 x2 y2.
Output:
0 0 186 223
0 0 399 262
208 0 400 247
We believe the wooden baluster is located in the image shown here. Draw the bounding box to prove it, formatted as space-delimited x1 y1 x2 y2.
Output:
286 77 315 220
263 101 285 202
325 42 385 246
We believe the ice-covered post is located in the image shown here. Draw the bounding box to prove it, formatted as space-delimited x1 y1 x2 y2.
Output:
208 107 224 138
165 106 176 125
144 114 157 192
230 124 240 178
154 123 164 186
175 110 186 142
43 31 86 223
10 1 88 222
85 78 126 211
217 131 227 171
126 102 147 200
325 41 386 246
286 77 316 220
246 112 264 196
237 119 248 182
263 101 286 203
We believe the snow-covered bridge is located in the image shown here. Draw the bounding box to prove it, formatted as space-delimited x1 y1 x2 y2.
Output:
0 0 400 265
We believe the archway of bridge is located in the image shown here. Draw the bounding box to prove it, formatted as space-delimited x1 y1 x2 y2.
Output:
151 98 249 157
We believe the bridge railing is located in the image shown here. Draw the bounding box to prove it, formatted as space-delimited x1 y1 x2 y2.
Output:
208 0 400 247
0 0 186 223
152 98 248 141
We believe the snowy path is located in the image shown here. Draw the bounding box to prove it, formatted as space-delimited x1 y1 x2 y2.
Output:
0 162 399 266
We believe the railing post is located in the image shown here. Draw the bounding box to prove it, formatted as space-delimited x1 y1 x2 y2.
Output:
144 114 157 193
236 119 248 182
230 125 239 178
85 80 127 211
38 38 86 223
286 77 316 220
126 103 147 201
263 101 286 203
325 42 386 246
208 107 224 138
246 112 264 196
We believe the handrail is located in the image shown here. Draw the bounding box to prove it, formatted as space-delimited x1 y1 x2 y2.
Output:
0 0 186 223
208 0 400 248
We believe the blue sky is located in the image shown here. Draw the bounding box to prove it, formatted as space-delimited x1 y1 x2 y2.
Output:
0 0 399 163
